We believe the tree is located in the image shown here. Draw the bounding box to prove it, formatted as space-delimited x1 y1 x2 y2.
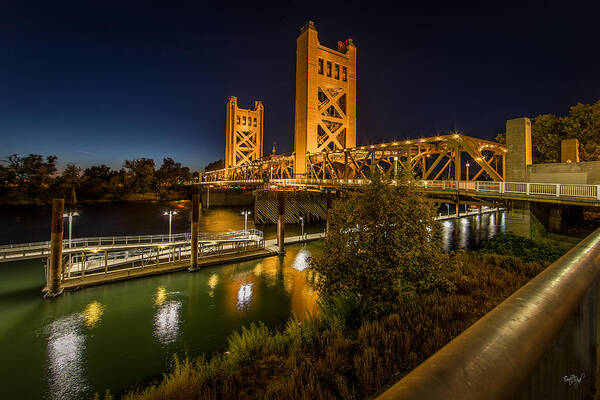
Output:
495 99 600 163
157 157 191 186
204 159 224 172
309 172 450 317
124 158 156 192
3 154 57 201
53 163 82 199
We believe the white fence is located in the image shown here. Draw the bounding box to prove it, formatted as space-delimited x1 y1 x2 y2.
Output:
265 179 600 201
0 229 263 262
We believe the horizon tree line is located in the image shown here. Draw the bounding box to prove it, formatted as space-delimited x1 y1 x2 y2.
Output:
0 156 201 204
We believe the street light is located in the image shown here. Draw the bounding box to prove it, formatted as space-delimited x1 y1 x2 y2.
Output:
163 211 177 241
465 162 470 181
63 211 79 268
241 210 251 232
393 156 398 178
299 216 305 238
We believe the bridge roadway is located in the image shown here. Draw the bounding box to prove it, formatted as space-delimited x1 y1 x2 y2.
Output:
0 230 263 263
200 179 600 207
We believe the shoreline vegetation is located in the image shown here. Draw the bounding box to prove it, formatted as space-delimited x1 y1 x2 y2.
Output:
108 176 569 400
0 155 202 206
116 242 565 400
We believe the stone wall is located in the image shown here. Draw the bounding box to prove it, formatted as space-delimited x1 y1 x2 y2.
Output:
527 161 600 184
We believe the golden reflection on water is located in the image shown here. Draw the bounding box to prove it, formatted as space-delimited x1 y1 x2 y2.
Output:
252 262 263 277
220 247 318 318
82 301 105 328
208 274 219 297
155 286 167 305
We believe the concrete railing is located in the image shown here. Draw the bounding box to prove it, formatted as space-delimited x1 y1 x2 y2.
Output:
376 227 600 400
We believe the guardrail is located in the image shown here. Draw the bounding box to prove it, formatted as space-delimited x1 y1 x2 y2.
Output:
61 236 265 279
199 178 600 201
0 229 263 261
269 179 600 201
376 227 600 400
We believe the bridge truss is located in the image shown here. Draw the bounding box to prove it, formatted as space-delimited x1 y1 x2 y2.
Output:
203 134 506 183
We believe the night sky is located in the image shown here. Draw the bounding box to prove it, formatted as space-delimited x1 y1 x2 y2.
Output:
2 1 599 171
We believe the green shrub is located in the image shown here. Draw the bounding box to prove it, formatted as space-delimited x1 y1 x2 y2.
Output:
477 233 567 262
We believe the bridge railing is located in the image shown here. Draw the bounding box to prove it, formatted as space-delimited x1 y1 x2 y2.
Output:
377 227 600 400
270 179 600 201
61 234 265 279
0 229 264 262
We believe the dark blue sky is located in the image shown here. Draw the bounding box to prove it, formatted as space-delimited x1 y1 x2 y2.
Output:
1 1 599 171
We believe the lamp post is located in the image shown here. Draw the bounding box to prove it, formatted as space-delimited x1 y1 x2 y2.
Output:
164 211 177 241
241 210 251 232
63 211 78 269
465 162 470 181
299 216 305 238
393 156 398 178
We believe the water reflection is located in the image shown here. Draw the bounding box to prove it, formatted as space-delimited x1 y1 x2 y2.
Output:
440 212 506 252
291 248 310 271
207 274 219 297
82 301 105 328
236 283 253 310
153 287 182 345
459 218 469 248
46 300 106 400
155 286 167 306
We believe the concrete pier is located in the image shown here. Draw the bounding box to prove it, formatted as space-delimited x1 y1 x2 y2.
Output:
44 199 64 298
277 191 285 254
189 194 200 270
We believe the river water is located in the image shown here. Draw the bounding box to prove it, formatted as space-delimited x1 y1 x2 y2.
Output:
0 201 505 399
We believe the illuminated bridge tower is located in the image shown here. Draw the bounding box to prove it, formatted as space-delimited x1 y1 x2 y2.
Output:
225 96 264 169
294 21 357 177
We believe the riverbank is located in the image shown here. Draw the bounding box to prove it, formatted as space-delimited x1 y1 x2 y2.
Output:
0 204 508 399
123 240 567 400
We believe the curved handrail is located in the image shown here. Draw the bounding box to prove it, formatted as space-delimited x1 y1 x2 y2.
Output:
376 227 600 400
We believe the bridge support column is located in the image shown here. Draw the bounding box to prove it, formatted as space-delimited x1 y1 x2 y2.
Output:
495 207 501 225
206 187 210 209
277 191 285 254
45 199 64 298
189 194 200 270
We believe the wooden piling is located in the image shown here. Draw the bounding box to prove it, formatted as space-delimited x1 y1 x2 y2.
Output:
189 194 200 270
277 191 285 254
45 199 64 298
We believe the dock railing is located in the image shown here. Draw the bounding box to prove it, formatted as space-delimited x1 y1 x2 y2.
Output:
376 227 600 400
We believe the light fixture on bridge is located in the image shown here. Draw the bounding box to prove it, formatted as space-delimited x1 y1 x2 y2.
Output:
63 211 79 267
164 211 177 241
241 210 252 232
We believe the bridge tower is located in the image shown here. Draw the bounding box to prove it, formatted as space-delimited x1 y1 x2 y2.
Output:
225 96 264 169
294 21 357 177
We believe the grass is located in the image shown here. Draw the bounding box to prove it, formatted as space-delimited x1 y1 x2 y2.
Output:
477 233 568 262
117 249 556 400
